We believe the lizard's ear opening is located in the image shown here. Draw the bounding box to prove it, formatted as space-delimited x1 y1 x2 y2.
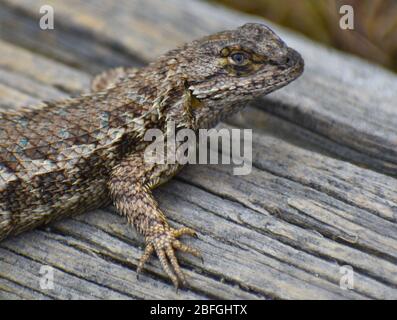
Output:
184 80 203 109
191 93 203 109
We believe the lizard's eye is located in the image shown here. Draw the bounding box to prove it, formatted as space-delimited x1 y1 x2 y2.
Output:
220 47 250 66
220 47 262 76
230 52 247 65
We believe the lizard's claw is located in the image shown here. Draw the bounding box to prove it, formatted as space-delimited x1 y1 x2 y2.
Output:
136 226 202 289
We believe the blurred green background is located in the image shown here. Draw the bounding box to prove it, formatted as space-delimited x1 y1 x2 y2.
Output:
212 0 397 73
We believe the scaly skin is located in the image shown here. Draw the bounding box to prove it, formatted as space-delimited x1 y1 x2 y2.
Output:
0 23 304 288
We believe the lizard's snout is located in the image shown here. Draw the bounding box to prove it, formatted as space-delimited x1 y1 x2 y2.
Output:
287 48 303 66
283 47 304 74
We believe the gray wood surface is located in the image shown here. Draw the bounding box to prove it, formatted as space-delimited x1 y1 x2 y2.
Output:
0 0 396 300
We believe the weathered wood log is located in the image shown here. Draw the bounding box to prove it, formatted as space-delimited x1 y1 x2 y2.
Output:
0 0 396 299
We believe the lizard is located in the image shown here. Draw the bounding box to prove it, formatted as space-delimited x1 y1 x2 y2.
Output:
0 23 304 289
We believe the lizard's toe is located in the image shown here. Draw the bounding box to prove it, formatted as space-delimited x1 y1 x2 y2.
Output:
136 243 154 279
165 244 187 286
172 227 198 238
172 239 203 262
156 246 179 289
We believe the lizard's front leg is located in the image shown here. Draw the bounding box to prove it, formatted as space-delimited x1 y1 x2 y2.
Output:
108 152 202 288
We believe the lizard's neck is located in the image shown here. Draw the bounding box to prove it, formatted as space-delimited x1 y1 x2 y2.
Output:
193 100 247 129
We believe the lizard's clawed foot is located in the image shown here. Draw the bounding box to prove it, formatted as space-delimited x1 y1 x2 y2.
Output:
136 226 202 289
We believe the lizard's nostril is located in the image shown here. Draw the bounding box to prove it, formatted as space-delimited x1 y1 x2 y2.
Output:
286 47 304 68
285 51 296 67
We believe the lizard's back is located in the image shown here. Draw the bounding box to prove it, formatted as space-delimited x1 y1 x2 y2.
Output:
0 87 145 240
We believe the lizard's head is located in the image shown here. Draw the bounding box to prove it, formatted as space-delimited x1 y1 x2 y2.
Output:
174 23 304 127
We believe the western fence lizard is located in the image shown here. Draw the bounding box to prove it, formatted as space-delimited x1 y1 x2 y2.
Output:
0 23 304 288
